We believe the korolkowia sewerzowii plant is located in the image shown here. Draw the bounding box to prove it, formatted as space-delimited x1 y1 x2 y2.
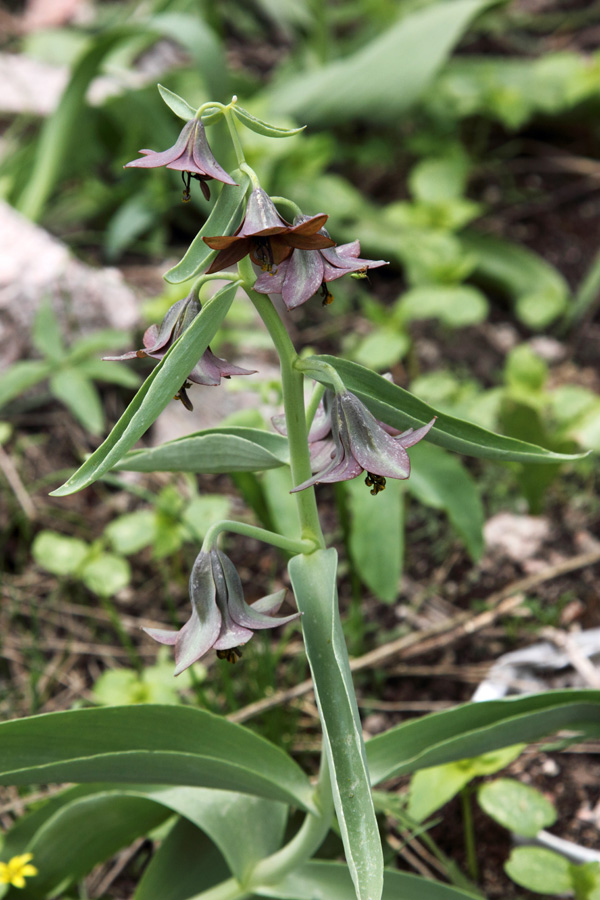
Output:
32 89 592 900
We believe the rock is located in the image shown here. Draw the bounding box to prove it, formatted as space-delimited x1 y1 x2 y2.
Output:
0 200 139 368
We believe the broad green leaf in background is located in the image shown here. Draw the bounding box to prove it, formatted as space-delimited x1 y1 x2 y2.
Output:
32 530 89 576
477 778 557 837
114 427 289 474
407 745 525 823
50 368 104 435
269 0 501 123
504 847 573 896
80 552 131 597
346 478 404 604
164 174 250 283
182 495 231 540
256 860 481 900
289 550 383 900
0 705 315 811
461 231 570 329
31 298 64 361
0 361 53 409
135 816 230 900
397 285 489 329
51 282 239 496
311 356 586 464
16 27 138 221
407 443 485 561
367 690 600 785
150 13 228 101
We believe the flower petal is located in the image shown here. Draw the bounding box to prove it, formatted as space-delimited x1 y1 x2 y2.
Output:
124 120 195 169
191 122 238 184
280 249 325 310
338 392 413 479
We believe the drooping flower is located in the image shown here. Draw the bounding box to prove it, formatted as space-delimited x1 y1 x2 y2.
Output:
288 390 435 494
144 548 300 674
0 854 38 889
104 292 254 410
255 220 388 309
124 119 238 200
203 187 335 274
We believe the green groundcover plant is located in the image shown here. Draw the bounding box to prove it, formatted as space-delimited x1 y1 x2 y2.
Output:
1 87 598 900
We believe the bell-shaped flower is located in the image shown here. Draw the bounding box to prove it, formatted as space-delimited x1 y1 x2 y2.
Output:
124 119 238 200
291 390 435 494
203 187 335 274
144 548 300 674
104 292 254 410
254 220 388 309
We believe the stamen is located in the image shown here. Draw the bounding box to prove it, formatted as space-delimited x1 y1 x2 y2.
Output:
216 647 243 664
320 283 334 305
174 381 194 411
365 472 386 495
181 172 191 203
252 237 275 272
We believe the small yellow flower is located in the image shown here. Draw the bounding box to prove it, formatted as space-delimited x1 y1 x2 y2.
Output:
0 853 38 888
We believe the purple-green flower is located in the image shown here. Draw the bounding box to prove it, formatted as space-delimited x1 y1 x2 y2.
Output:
144 548 300 674
124 119 237 200
203 187 335 273
104 292 254 410
255 222 388 310
289 390 435 494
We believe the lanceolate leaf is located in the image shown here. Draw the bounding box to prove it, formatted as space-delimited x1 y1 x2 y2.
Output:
367 690 600 785
164 173 250 283
232 105 305 138
289 550 383 900
0 705 315 811
256 860 480 900
114 427 289 474
311 356 586 464
51 282 239 496
157 84 197 120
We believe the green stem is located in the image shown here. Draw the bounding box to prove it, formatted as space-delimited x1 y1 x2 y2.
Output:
202 520 316 556
187 876 250 900
223 105 246 167
238 269 324 548
249 755 333 887
461 787 479 883
305 382 326 432
295 357 346 394
270 195 302 221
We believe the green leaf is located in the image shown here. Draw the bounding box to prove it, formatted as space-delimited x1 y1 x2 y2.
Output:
346 478 404 604
78 358 142 389
505 847 572 895
269 0 500 124
50 369 104 435
164 174 250 283
32 530 89 576
407 442 484 560
0 360 53 408
311 356 586 464
256 860 481 900
289 550 383 900
17 27 139 221
114 427 289 474
32 298 64 360
51 282 239 496
397 285 489 328
408 745 524 822
135 816 229 900
367 690 600 785
80 552 131 597
352 329 410 371
261 467 300 540
18 793 169 898
232 104 305 137
478 778 557 837
182 495 231 541
0 705 315 811
461 231 570 329
105 510 156 555
157 84 196 120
